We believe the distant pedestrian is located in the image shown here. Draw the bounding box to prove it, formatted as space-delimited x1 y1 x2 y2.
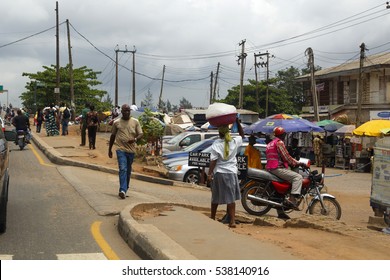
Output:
35 108 44 133
244 134 262 169
80 102 90 146
86 104 99 149
46 104 59 136
313 135 324 167
108 104 143 199
60 102 71 136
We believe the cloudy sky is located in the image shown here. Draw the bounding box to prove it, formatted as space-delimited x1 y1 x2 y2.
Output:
1 0 390 109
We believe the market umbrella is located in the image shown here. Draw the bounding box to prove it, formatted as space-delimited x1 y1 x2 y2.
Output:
334 125 356 136
353 120 390 137
316 120 344 132
316 119 340 126
244 113 324 134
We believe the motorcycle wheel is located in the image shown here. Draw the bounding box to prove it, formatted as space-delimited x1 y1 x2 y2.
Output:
308 197 342 220
18 138 25 150
241 181 272 216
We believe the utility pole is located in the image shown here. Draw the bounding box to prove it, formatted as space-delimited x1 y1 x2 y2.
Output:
356 42 367 127
237 39 246 109
115 45 132 107
256 51 273 117
212 62 220 101
115 46 119 107
305 47 319 122
209 71 214 104
55 1 60 105
66 19 74 110
158 65 166 111
254 53 261 113
130 46 136 105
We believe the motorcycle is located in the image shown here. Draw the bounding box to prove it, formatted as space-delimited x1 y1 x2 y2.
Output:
16 130 27 150
241 166 342 220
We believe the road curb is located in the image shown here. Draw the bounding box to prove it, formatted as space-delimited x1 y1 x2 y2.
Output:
118 202 197 260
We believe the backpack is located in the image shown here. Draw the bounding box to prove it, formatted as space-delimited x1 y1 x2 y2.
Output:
63 108 70 119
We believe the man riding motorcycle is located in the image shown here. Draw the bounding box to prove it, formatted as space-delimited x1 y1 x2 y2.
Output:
266 126 307 208
12 109 31 144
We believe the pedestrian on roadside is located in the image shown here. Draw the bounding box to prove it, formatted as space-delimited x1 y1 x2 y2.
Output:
244 134 262 169
86 104 99 149
108 104 143 199
46 104 59 136
35 108 44 133
207 118 244 228
80 102 90 146
313 135 324 167
60 102 71 136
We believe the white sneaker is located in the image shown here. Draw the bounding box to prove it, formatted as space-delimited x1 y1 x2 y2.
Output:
119 191 126 199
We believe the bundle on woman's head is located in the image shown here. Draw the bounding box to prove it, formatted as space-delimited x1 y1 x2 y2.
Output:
218 125 232 159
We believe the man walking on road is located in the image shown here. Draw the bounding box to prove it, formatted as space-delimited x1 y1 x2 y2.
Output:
108 104 143 199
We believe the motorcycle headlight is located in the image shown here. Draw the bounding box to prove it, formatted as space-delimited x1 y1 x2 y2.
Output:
315 173 324 184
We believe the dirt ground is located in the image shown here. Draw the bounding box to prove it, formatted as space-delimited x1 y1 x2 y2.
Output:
67 124 390 260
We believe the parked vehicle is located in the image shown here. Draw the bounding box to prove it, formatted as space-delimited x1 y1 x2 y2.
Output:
164 142 267 184
241 166 342 220
162 138 217 161
162 131 220 153
0 116 5 132
0 127 14 233
370 137 390 227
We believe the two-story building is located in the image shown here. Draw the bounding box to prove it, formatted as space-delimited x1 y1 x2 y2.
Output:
297 51 390 123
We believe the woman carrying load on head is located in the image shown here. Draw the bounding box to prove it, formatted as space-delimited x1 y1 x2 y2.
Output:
207 118 244 228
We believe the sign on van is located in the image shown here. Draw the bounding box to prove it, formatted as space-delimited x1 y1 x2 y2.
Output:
189 152 210 167
188 152 248 178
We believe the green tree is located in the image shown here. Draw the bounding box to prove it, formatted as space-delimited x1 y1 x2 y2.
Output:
138 108 164 155
141 89 154 109
275 66 305 115
21 64 109 114
219 66 306 117
179 97 192 109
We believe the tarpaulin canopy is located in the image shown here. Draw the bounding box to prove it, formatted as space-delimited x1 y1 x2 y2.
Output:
353 120 390 137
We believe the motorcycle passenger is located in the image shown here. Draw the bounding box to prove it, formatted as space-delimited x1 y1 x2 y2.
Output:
12 109 31 144
266 126 306 208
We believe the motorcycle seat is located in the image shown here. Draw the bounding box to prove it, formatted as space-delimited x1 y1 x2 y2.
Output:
247 168 284 182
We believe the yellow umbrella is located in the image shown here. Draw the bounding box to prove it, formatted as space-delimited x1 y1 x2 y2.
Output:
353 120 390 137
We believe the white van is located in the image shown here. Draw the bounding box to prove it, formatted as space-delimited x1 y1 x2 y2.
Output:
162 131 219 153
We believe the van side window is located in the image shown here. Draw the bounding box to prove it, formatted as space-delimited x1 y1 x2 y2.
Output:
205 134 218 139
180 135 201 146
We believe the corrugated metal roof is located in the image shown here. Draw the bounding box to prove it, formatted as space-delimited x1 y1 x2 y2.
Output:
297 51 390 81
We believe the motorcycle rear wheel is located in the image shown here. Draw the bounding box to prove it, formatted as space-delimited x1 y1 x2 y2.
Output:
308 197 342 220
241 182 272 216
18 138 25 150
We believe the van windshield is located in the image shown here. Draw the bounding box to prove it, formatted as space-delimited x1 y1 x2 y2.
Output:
166 133 186 144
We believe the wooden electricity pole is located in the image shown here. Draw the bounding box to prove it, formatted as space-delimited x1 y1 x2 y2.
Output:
212 62 220 101
66 19 74 110
306 47 319 122
356 43 367 127
158 65 166 111
238 40 247 109
130 46 136 105
209 71 213 104
55 1 60 104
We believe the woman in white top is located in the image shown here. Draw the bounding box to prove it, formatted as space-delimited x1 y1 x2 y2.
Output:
207 118 244 228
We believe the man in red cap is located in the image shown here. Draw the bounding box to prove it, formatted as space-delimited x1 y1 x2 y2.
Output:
266 126 307 208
